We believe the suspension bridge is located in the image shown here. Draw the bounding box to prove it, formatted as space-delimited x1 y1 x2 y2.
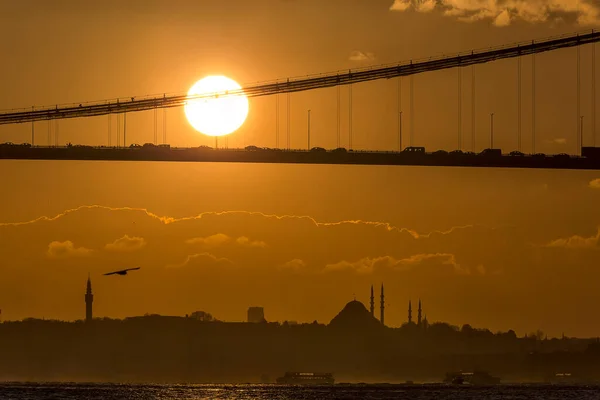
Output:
1 30 599 170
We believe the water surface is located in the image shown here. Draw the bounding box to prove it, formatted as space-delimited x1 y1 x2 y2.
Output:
0 383 598 399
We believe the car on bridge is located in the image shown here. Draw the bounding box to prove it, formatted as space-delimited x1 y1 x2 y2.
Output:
479 149 501 157
310 147 326 152
509 151 525 157
553 153 571 161
433 150 449 156
449 150 464 156
402 146 425 153
1 142 31 148
332 148 347 153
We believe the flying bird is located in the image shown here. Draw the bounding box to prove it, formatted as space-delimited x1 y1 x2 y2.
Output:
103 267 141 276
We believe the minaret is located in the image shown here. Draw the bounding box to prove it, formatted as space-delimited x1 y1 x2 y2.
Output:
417 299 422 327
380 283 385 326
408 300 412 323
370 285 375 316
85 275 93 323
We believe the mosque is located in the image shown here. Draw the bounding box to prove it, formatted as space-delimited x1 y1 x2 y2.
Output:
329 284 429 329
84 277 429 329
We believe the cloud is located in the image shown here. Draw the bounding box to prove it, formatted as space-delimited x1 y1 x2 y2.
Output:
390 0 411 11
105 235 146 252
389 0 599 26
324 253 472 275
545 229 600 249
544 138 567 145
589 179 600 189
186 234 266 248
325 256 397 274
349 51 376 62
417 0 436 12
236 236 267 248
494 9 512 26
185 233 231 248
390 0 436 12
168 252 233 268
47 241 93 259
279 259 307 271
395 253 473 275
0 204 481 240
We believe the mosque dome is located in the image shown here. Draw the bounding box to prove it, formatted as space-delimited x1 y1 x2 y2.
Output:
328 300 382 330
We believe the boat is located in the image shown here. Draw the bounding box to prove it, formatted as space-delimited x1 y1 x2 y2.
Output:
444 370 501 385
545 372 596 384
276 372 335 385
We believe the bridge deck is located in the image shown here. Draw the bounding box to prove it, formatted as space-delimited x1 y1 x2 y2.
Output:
2 146 600 171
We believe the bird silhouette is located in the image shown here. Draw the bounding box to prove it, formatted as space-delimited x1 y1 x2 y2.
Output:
103 267 141 276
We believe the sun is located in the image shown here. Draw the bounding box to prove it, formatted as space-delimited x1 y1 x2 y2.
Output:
184 76 249 137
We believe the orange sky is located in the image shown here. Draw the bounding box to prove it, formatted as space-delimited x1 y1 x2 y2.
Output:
1 0 600 338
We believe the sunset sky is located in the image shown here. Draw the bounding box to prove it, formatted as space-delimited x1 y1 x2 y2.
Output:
1 0 600 338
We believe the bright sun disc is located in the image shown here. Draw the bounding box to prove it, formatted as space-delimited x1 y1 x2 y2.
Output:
184 76 249 137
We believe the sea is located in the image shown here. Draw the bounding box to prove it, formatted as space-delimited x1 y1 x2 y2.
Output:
0 383 599 400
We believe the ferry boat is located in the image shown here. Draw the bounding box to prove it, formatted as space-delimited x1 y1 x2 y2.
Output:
545 372 595 384
276 372 335 385
444 370 501 385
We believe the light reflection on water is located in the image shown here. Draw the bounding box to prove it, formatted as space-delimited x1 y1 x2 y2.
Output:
0 383 599 400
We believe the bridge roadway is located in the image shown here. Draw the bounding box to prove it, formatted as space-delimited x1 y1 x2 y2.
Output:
2 145 600 171
0 30 598 125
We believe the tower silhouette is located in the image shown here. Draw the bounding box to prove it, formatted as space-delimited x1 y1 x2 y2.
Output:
380 284 385 326
417 299 422 327
85 275 93 323
370 285 375 316
408 300 412 323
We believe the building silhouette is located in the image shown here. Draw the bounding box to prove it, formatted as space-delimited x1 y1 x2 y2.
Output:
407 299 429 330
329 300 382 331
85 275 93 323
190 311 215 322
247 307 265 323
